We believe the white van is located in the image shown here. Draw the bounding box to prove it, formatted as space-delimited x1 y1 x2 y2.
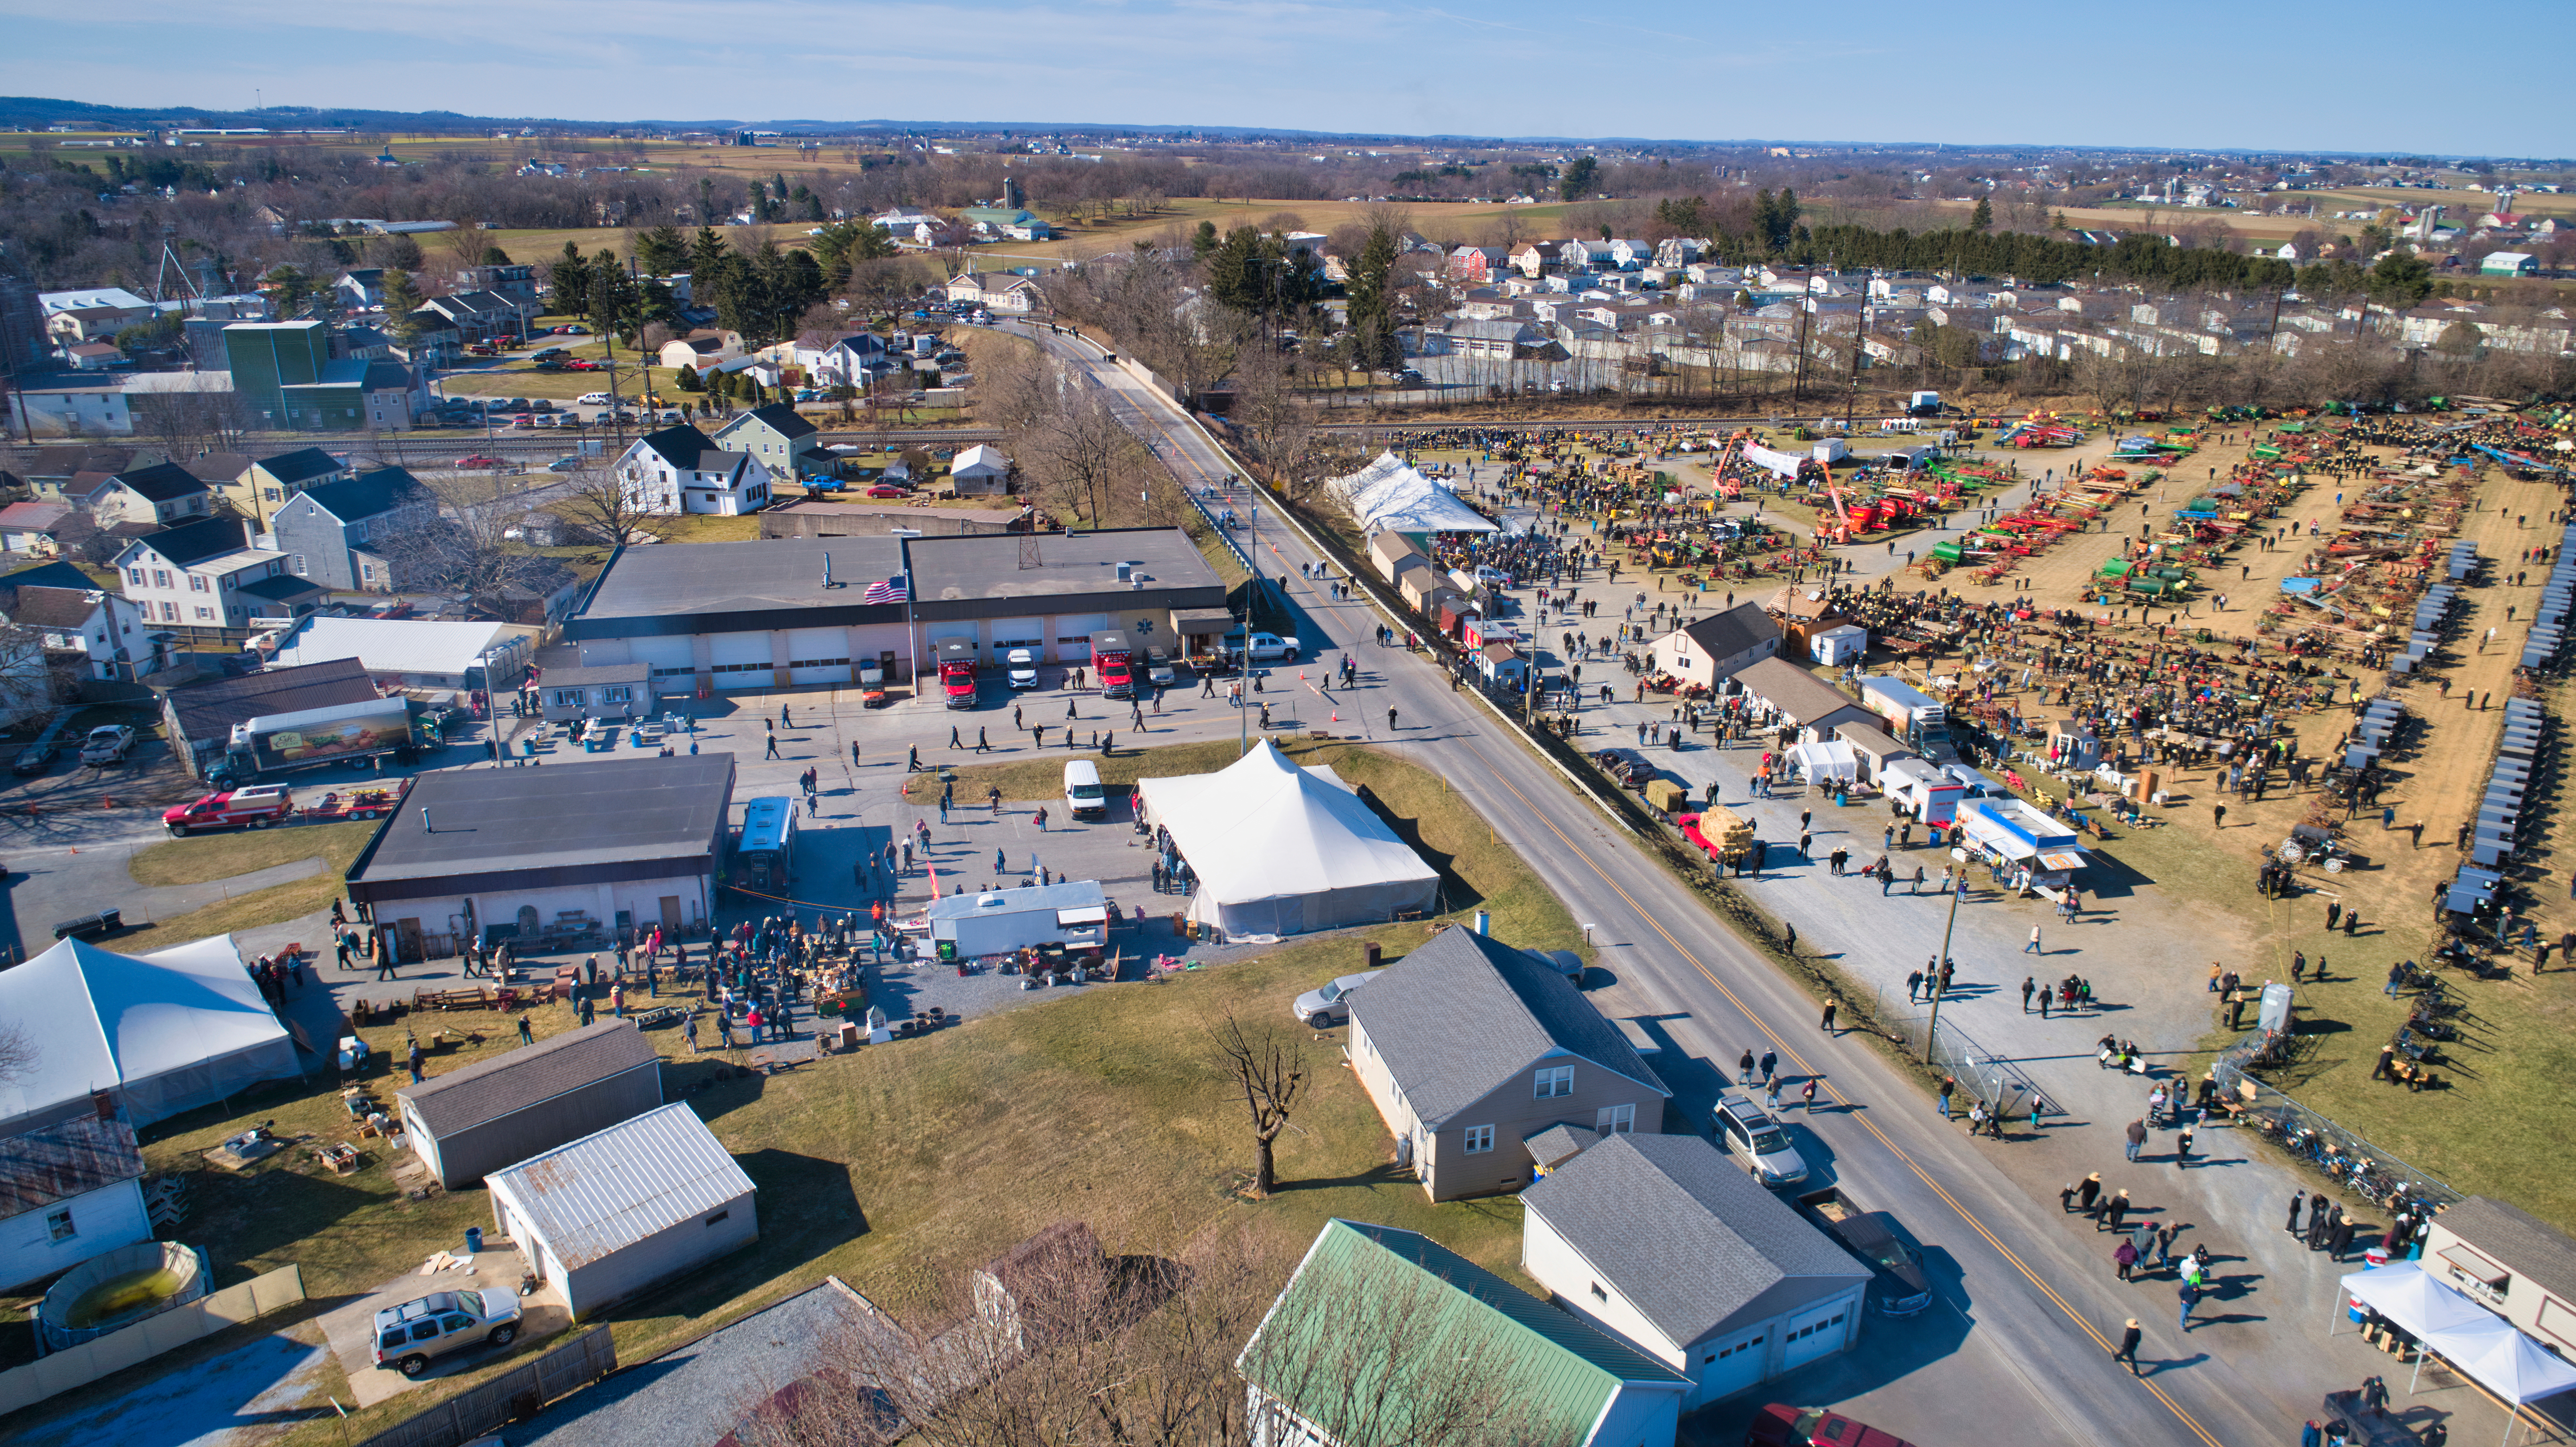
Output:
1063 760 1106 821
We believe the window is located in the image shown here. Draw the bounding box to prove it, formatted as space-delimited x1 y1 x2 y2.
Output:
1589 1281 1608 1303
262 487 281 502
45 1208 74 1241
1462 1125 1494 1154
126 567 144 585
190 575 208 592
194 607 213 620
291 555 306 576
152 569 171 589
598 686 634 704
160 602 178 622
550 689 585 708
1596 1103 1635 1135
1536 1065 1574 1099
704 1209 731 1226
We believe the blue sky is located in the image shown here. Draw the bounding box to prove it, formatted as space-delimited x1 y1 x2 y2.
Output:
3 0 2568 156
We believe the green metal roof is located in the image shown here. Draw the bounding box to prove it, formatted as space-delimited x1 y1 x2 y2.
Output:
1238 1220 1683 1446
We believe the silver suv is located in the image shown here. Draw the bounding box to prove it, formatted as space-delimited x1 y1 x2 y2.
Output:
371 1289 522 1377
1713 1094 1809 1187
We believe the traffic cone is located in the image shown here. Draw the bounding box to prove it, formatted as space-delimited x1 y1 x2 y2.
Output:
1330 713 1339 723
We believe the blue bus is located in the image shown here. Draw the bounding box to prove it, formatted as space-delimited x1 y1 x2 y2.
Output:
734 797 797 891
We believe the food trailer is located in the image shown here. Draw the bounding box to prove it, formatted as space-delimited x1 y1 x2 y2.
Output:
925 880 1110 960
1956 797 2088 900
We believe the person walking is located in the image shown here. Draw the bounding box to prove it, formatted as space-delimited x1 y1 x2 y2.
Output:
2178 1281 2201 1331
2105 1189 2131 1234
2125 1117 2147 1161
2113 1319 2143 1375
2114 1239 2138 1282
2022 976 2036 1012
1759 1049 1777 1086
1800 1079 1818 1113
1387 706 1399 732
2078 1173 2103 1215
1907 967 1924 1002
1937 1077 1955 1118
2025 924 2042 954
2175 1126 2194 1166
2287 1189 2307 1237
1818 997 1836 1032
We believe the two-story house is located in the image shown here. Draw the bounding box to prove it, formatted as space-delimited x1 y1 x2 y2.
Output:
1347 927 1671 1200
87 462 213 530
232 447 355 530
793 333 891 388
113 518 325 639
613 425 773 517
336 268 388 311
711 403 826 480
1520 1134 1871 1411
0 572 156 681
268 467 438 593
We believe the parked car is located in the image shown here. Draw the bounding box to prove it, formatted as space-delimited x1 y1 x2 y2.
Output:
1235 632 1300 663
1797 1189 1932 1315
865 483 908 498
562 323 589 334
454 454 506 469
529 346 568 361
577 392 613 406
549 455 584 472
1291 970 1382 1028
1712 1094 1808 1187
1745 1406 1915 1447
1006 648 1040 690
78 724 136 767
564 359 601 371
12 741 58 775
1145 647 1176 686
371 1289 522 1379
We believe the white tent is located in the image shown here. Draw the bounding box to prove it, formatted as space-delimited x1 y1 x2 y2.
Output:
1323 452 1497 535
1789 740 1859 784
1136 742 1440 937
2427 1316 2576 1427
2336 1262 2498 1341
0 936 296 1135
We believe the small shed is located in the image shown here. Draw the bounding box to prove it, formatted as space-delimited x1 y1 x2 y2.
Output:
487 1102 756 1321
538 663 651 725
949 444 1012 496
1831 721 1915 782
396 1020 663 1189
0 1114 152 1292
1369 532 1429 587
1808 624 1867 666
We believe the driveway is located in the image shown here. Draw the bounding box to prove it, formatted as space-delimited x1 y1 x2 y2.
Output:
313 1251 566 1408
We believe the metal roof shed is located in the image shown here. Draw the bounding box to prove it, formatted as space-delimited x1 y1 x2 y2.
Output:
396 1020 663 1189
487 1102 755 1322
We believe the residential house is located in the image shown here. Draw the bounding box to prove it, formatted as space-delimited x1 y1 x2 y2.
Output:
944 272 1042 315
1346 926 1670 1201
2 576 153 681
1607 239 1654 270
1649 601 1784 689
113 517 326 638
947 444 1011 496
64 341 124 372
613 425 774 517
1446 245 1507 284
872 207 956 246
175 452 255 497
336 268 388 310
87 462 213 529
1238 1219 1687 1447
421 290 535 343
0 501 75 555
269 467 438 592
452 263 540 306
1508 241 1551 278
0 1115 153 1294
1653 238 1704 268
12 446 136 499
794 332 891 388
657 328 745 371
1519 1133 1872 1410
234 446 355 530
710 404 826 480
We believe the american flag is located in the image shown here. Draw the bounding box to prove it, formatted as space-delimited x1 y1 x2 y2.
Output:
863 575 908 605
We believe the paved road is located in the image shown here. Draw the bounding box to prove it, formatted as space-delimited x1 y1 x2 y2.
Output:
994 320 2514 1446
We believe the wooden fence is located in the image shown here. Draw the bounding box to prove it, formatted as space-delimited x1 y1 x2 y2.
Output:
0 1264 305 1415
351 1326 617 1447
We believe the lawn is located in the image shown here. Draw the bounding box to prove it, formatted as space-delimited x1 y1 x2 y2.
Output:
111 820 382 948
4 740 1565 1447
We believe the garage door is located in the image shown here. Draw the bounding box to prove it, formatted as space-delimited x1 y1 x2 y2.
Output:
1054 613 1107 662
709 632 774 691
628 636 694 691
1778 1295 1853 1373
990 617 1044 654
785 626 851 686
1689 1324 1768 1407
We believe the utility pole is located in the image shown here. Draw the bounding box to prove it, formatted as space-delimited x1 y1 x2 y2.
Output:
1924 861 1965 1064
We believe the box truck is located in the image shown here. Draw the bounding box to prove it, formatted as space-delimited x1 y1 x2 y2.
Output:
1859 677 1957 762
217 697 424 783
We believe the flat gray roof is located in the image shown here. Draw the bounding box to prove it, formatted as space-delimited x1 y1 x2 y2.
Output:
905 527 1223 607
346 755 735 887
570 536 908 639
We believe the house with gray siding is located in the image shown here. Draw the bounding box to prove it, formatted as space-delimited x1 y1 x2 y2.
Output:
268 466 437 593
396 1019 665 1189
1346 927 1670 1201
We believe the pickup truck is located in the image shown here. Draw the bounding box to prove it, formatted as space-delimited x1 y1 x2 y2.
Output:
1236 632 1300 663
1795 1186 1932 1315
163 785 295 836
78 724 136 767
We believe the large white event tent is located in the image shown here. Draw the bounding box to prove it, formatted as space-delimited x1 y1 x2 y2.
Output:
2335 1262 2576 1443
1135 741 1440 937
1323 452 1497 535
0 935 295 1135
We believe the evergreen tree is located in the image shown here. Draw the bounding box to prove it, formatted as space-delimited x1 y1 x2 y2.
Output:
1970 196 1993 231
549 242 592 314
479 246 513 266
1345 219 1401 373
636 224 687 275
1192 220 1221 262
1205 226 1262 312
380 269 425 343
1557 156 1599 201
689 226 729 280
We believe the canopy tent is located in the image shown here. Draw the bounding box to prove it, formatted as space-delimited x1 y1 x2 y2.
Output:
1788 740 1859 784
1740 443 1808 479
0 935 293 1135
1323 452 1498 535
2336 1262 2499 1342
1135 741 1440 937
2338 1264 2576 1441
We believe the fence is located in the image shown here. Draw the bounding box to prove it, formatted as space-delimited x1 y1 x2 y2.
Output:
352 1326 618 1447
1881 1012 2062 1119
2211 1057 2464 1211
0 1264 304 1415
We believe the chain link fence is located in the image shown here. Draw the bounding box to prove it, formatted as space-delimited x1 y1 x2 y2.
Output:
1881 1011 2063 1119
2211 1057 2464 1211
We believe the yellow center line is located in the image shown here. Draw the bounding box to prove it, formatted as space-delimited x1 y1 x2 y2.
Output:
1460 730 2225 1446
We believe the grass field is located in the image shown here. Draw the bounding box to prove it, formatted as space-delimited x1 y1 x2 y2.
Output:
2 740 1559 1447
112 820 382 948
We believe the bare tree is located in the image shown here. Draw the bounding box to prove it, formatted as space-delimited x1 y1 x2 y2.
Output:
0 1020 33 1085
371 504 556 614
559 460 657 544
1211 1013 1304 1198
